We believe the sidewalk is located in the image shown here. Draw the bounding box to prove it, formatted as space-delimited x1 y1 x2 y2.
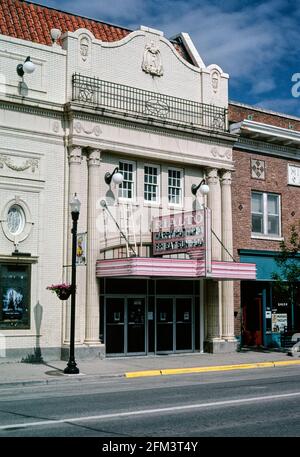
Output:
1 348 300 387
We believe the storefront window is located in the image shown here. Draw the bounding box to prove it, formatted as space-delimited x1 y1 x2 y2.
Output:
0 264 30 329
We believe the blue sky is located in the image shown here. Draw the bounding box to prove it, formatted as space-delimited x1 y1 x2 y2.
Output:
36 0 300 117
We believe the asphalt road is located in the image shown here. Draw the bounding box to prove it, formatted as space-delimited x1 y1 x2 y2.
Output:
0 366 300 437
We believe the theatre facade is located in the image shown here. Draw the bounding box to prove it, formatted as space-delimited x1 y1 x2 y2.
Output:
0 0 255 361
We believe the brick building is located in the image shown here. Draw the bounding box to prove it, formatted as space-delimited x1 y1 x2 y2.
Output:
229 101 300 348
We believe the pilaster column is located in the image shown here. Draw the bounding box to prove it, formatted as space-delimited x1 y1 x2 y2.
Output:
84 148 101 345
206 168 221 261
205 168 222 346
205 280 220 340
221 170 235 341
64 146 83 343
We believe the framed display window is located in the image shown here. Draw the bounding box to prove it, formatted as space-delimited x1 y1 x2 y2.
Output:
0 263 30 329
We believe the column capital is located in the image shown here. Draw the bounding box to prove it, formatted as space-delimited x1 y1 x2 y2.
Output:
68 145 82 164
87 148 101 167
206 168 219 185
220 170 232 186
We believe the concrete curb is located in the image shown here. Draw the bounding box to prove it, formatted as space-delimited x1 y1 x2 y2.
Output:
125 360 300 378
0 372 125 388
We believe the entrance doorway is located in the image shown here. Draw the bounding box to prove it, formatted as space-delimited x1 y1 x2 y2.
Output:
101 278 200 357
105 296 146 355
156 296 193 353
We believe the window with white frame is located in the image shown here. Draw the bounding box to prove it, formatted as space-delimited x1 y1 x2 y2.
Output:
118 160 135 200
251 191 280 237
144 165 160 203
168 168 183 205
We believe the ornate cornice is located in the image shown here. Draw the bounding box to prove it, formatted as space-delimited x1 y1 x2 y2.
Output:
236 137 300 159
0 99 63 119
67 103 235 147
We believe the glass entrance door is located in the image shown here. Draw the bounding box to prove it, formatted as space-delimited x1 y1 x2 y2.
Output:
127 298 145 353
176 297 192 351
105 297 125 354
156 298 174 352
105 296 146 355
156 296 193 353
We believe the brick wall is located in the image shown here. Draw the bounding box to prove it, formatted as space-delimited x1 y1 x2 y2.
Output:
232 147 300 336
232 149 300 254
229 103 300 131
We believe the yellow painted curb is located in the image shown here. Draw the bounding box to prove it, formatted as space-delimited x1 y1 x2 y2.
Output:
125 370 162 378
124 359 300 378
161 362 275 375
274 360 300 367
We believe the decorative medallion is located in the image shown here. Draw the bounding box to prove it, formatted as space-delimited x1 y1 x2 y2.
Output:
144 99 169 117
80 36 89 62
251 158 265 180
78 84 95 103
288 164 300 186
211 71 220 93
142 41 163 76
212 115 225 130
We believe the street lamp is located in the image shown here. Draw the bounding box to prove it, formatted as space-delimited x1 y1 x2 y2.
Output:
64 193 81 375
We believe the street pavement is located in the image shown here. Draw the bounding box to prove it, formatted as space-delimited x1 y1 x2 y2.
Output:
0 347 299 387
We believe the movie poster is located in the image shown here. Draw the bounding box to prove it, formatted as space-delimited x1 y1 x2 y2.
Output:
0 264 30 329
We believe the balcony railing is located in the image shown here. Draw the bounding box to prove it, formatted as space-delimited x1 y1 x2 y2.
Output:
72 73 228 132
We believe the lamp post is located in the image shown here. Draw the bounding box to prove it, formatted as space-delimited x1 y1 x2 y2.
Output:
64 193 81 375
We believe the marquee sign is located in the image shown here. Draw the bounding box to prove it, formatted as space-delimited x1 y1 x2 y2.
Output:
152 209 211 259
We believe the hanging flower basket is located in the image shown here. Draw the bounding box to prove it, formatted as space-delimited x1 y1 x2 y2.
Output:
46 283 73 301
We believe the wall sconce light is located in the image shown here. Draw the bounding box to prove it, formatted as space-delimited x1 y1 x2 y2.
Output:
16 56 36 77
191 179 209 196
105 167 124 185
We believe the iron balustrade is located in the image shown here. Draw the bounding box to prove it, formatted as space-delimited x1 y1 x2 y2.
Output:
72 73 228 132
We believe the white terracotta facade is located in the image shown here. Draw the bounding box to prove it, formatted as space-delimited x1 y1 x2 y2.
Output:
0 22 245 360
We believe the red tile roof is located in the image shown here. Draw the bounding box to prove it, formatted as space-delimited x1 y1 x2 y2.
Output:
0 0 131 45
0 0 192 64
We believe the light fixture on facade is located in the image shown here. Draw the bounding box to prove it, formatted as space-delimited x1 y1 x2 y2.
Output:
191 179 209 196
16 56 36 77
105 167 124 185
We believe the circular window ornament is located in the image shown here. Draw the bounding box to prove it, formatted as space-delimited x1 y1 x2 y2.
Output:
1 198 33 244
7 205 25 235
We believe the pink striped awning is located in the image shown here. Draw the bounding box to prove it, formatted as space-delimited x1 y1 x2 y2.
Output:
96 257 256 280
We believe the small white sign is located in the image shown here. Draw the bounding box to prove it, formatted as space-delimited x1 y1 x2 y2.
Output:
266 311 271 319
